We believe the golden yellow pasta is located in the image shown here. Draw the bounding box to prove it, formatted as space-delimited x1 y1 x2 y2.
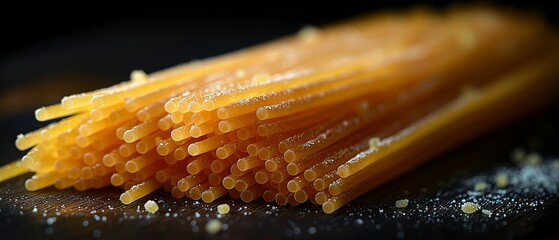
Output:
1 6 558 214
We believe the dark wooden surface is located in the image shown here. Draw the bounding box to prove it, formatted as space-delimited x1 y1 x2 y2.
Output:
1 5 559 239
1 109 558 239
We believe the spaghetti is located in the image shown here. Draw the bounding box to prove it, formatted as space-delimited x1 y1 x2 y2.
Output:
1 6 558 214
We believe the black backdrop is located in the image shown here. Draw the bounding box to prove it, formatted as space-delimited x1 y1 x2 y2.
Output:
2 1 557 57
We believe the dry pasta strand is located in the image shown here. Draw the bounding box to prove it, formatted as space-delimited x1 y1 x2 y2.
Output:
0 6 557 214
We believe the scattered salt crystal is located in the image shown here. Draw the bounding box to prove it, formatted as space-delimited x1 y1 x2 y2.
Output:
205 219 222 235
217 204 230 214
130 70 148 83
298 25 320 44
144 200 159 214
46 217 57 225
474 181 488 191
395 199 409 208
482 209 493 217
461 202 479 214
368 137 381 149
495 173 509 188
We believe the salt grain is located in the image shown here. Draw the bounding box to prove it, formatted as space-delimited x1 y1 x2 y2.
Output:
130 70 148 83
368 137 381 149
217 204 230 214
395 199 409 208
46 217 57 225
461 202 479 214
205 219 222 235
298 25 320 44
495 173 509 188
482 209 493 217
144 200 159 214
474 181 488 191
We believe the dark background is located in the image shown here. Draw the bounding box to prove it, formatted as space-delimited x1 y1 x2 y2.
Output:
1 2 557 58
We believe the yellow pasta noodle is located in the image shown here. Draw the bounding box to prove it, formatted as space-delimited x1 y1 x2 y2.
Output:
0 6 557 215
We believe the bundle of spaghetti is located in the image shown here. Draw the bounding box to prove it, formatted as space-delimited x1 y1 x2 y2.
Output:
2 6 558 214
